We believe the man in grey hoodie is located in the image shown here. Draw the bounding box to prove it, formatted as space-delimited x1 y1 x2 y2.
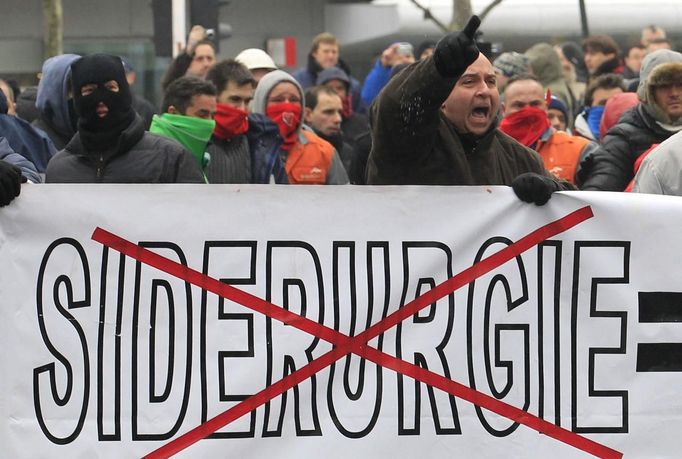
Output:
251 70 348 185
525 43 577 128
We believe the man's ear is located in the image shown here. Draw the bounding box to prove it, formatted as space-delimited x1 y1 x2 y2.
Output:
167 105 179 115
303 106 313 122
501 102 506 115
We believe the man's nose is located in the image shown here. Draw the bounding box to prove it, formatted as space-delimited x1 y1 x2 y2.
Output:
475 81 491 96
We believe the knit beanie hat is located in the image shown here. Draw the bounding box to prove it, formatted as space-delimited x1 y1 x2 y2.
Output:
548 95 569 121
493 52 529 78
561 41 588 81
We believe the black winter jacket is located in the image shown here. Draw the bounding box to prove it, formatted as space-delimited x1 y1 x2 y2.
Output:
579 105 675 191
45 115 204 183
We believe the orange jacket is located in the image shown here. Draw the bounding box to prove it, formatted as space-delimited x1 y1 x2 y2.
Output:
535 130 592 184
285 130 335 184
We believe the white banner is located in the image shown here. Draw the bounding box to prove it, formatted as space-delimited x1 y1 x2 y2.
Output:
1 185 681 458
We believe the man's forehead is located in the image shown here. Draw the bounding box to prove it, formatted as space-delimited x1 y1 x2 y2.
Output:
506 79 544 98
226 80 254 92
461 55 495 78
319 92 342 106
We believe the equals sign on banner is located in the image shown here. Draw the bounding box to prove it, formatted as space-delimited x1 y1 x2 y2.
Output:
637 292 682 372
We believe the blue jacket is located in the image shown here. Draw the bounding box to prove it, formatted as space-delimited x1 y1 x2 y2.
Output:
0 137 41 183
0 90 56 172
246 113 288 184
360 59 393 107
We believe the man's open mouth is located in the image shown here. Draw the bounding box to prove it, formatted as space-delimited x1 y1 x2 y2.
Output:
471 106 490 118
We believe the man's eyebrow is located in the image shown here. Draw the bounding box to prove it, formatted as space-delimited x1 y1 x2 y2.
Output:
458 72 479 80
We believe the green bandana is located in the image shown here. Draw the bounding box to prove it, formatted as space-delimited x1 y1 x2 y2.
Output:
150 113 215 169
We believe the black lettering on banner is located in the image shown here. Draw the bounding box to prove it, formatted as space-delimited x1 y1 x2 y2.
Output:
467 237 529 437
200 241 257 438
263 242 323 437
397 242 460 436
328 242 388 438
97 248 126 441
132 242 192 440
536 241 563 427
571 241 629 433
34 238 91 444
637 292 682 371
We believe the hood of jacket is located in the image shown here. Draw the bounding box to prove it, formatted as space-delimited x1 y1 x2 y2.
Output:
0 89 7 114
525 43 563 85
638 49 682 125
600 92 639 138
251 70 305 138
36 53 81 138
316 66 351 87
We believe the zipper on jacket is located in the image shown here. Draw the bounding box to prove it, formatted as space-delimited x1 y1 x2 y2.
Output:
96 154 104 180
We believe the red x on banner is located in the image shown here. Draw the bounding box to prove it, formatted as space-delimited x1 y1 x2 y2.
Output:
91 205 622 459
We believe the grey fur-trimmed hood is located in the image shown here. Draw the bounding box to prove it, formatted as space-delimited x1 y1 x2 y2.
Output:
637 49 682 125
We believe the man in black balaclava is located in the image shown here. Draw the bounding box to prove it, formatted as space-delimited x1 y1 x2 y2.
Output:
71 53 136 153
46 54 204 183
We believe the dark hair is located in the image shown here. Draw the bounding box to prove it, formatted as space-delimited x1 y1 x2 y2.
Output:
583 35 621 56
205 59 255 94
160 39 217 92
625 44 645 57
584 73 625 106
161 76 217 114
304 85 339 110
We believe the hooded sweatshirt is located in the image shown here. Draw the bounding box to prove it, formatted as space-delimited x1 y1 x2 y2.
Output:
251 70 306 139
34 54 81 149
525 43 576 126
251 70 348 184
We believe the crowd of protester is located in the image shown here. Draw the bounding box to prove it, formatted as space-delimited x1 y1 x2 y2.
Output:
0 18 680 207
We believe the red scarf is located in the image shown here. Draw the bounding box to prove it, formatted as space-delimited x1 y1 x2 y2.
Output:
499 106 551 148
341 94 353 119
266 102 302 151
213 103 249 140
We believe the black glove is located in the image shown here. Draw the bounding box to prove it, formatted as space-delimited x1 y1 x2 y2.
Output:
511 172 561 206
0 160 22 207
432 15 481 78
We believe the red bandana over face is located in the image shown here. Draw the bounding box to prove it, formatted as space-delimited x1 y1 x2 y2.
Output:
266 102 302 151
499 106 551 148
341 94 353 119
213 103 249 140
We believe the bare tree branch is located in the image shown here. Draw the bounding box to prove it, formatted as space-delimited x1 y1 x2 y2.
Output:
407 0 449 33
42 0 63 58
479 0 504 22
410 0 505 33
450 0 473 30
